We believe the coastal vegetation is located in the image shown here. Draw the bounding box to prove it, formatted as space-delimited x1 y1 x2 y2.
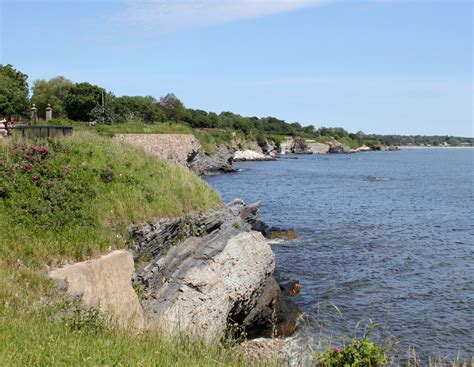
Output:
3 64 471 148
1 64 472 366
0 132 252 365
0 130 393 366
0 131 220 265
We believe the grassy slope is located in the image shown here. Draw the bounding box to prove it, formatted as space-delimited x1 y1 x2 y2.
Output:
50 119 237 154
0 132 253 366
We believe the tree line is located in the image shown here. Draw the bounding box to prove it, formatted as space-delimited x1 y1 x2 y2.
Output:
1 64 472 146
0 64 343 137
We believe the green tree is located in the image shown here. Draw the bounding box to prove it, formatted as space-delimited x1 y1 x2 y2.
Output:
64 82 105 121
159 93 185 122
111 95 164 123
0 64 29 118
31 76 74 118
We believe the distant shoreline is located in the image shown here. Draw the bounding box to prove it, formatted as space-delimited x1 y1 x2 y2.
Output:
397 145 474 149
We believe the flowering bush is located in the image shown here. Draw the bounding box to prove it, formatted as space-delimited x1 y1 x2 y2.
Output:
317 337 387 367
0 142 95 229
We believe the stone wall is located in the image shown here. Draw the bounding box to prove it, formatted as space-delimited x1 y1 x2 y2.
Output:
114 134 200 166
49 250 144 330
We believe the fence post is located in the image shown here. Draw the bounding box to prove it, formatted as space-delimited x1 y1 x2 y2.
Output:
45 104 53 121
31 104 38 124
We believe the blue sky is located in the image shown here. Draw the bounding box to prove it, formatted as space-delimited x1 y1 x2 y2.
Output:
1 0 472 136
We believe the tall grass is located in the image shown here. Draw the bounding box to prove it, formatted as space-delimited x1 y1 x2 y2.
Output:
0 311 251 366
0 132 251 366
94 121 194 136
0 131 220 266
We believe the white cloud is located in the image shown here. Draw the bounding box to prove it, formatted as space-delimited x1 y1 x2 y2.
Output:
112 0 330 29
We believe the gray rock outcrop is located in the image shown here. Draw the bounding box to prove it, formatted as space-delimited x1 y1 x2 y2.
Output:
328 141 352 153
290 138 312 154
234 150 276 161
307 142 330 154
188 146 236 175
131 200 299 341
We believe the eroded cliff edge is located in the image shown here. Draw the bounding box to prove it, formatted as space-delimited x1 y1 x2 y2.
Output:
132 199 300 340
50 200 300 342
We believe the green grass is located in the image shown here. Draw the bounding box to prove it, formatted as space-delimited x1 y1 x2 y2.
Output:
0 131 220 266
193 130 237 153
0 311 251 366
51 120 238 154
0 131 252 366
94 121 194 136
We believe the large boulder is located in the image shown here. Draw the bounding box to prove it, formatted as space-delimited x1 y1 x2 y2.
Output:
234 150 275 161
240 276 300 338
328 141 352 153
279 139 293 154
307 142 330 154
132 200 299 342
188 146 236 175
144 231 275 341
49 250 145 330
291 138 312 154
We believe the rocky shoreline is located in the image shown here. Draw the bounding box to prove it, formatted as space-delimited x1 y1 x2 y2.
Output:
131 199 300 340
50 200 301 345
113 133 397 176
188 137 398 175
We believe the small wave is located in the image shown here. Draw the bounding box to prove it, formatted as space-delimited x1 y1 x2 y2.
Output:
267 238 286 245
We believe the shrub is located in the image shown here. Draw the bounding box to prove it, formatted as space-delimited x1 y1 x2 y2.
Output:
317 337 387 367
0 131 220 266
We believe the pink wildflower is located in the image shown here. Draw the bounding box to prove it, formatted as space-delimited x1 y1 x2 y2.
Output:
22 163 34 173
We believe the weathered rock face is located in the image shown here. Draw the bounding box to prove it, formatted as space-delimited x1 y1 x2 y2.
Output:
131 200 299 341
370 144 399 151
49 250 144 329
240 140 263 153
240 276 300 338
234 150 275 161
279 138 313 154
114 133 237 176
260 139 278 155
188 146 236 175
307 142 330 154
352 144 372 152
147 231 275 340
328 141 352 153
114 134 200 166
279 139 293 154
291 138 312 154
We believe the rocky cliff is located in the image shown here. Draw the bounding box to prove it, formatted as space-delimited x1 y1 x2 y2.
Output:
114 133 236 175
114 134 200 165
132 199 299 341
49 200 299 342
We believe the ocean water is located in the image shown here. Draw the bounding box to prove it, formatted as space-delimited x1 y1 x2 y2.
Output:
205 149 474 360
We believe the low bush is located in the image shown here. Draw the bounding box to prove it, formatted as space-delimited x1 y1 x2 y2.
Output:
0 131 245 366
318 337 387 367
0 131 220 267
94 121 193 136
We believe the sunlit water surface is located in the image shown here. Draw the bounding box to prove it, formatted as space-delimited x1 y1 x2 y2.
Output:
205 149 474 360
